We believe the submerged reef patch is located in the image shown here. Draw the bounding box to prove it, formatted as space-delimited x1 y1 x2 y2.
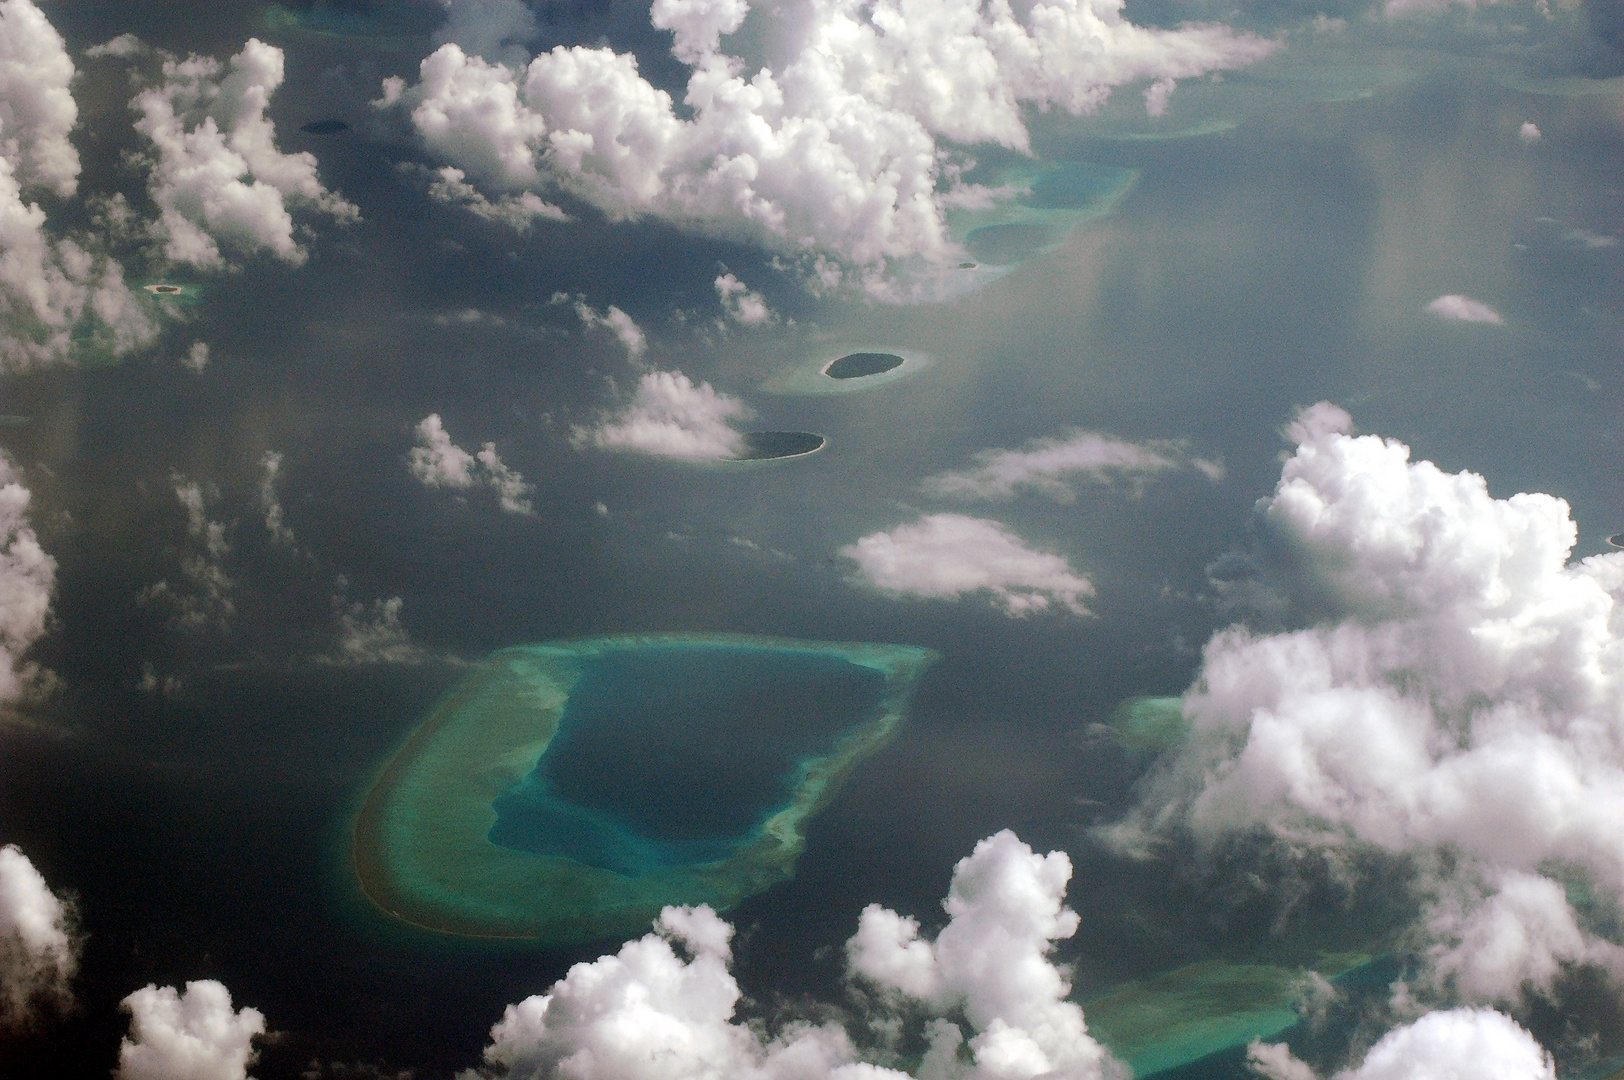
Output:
945 161 1136 271
353 634 936 943
1084 953 1378 1077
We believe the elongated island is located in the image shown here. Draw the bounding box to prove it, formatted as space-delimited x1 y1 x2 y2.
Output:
353 634 936 943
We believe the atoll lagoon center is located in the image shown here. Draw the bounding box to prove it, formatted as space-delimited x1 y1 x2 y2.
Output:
352 634 936 943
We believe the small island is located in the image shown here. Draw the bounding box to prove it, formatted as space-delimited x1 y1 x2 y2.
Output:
824 352 905 380
301 119 350 135
352 634 936 943
734 431 825 460
144 284 182 294
1611 534 1624 549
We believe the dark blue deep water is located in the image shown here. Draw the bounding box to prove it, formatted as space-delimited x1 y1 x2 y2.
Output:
487 645 888 876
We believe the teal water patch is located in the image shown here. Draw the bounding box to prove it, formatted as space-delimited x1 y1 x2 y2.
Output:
1084 953 1376 1078
353 634 936 942
1107 695 1188 757
946 161 1137 271
259 2 442 45
488 646 887 876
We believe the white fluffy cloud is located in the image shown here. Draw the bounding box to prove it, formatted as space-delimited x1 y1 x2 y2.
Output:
583 369 749 461
847 831 1121 1080
327 595 427 665
0 1 155 370
259 451 293 545
714 273 775 325
563 296 647 358
408 413 477 489
1106 403 1624 1002
840 513 1093 617
382 0 1273 272
0 844 77 1029
923 430 1219 501
1248 1008 1555 1080
1426 294 1502 324
184 340 210 374
0 452 54 700
476 443 535 515
0 0 77 197
137 475 235 631
427 165 566 229
1518 121 1541 143
466 830 1123 1080
133 39 359 268
409 414 535 514
116 980 265 1080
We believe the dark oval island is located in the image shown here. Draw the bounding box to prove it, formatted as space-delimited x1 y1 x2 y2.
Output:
1610 533 1624 549
734 431 824 460
823 352 904 380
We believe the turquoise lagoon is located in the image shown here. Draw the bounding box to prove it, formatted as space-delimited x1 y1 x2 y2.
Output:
354 634 936 942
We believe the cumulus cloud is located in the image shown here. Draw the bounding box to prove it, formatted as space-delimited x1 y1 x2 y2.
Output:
0 0 156 370
326 595 427 665
840 513 1093 616
116 980 265 1080
183 340 209 373
1143 77 1175 117
923 430 1219 501
1247 1008 1555 1080
0 0 78 197
0 844 78 1029
409 414 534 514
84 33 145 60
408 413 477 489
132 39 359 268
476 443 535 515
1518 121 1541 143
382 0 1273 273
714 273 775 325
426 165 566 229
1105 403 1624 1002
561 295 647 358
1426 294 1502 324
259 451 293 545
466 830 1123 1080
138 475 234 630
582 369 748 461
0 452 54 700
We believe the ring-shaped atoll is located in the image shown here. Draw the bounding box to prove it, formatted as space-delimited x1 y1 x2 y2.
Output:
142 283 202 307
353 634 937 943
946 160 1137 270
761 346 933 396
